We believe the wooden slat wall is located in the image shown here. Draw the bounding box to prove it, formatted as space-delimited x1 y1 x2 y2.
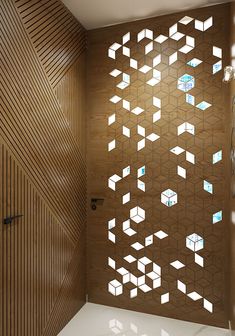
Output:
15 0 87 89
0 0 87 335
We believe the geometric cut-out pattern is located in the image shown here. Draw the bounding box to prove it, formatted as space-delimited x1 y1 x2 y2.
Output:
106 10 225 319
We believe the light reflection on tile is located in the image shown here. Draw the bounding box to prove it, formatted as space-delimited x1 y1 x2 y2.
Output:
58 303 230 336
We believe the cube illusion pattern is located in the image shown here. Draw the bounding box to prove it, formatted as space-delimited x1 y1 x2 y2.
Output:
106 13 225 317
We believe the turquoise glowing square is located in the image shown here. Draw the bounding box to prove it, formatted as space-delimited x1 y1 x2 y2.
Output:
213 210 222 224
204 180 213 194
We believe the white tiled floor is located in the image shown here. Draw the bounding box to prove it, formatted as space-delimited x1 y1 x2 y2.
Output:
58 302 233 336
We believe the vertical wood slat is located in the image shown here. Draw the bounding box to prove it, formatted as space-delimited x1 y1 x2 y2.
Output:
0 0 87 335
14 0 87 89
0 142 83 336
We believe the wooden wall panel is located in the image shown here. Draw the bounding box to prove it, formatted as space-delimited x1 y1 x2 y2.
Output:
230 2 235 331
87 4 230 328
15 0 87 89
55 53 87 156
0 0 87 335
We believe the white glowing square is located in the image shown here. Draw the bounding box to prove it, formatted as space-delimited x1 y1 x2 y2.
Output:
153 96 161 108
137 179 145 192
179 45 193 54
170 260 185 269
123 46 130 57
122 192 130 204
153 111 161 122
139 65 152 73
169 23 177 36
195 253 204 267
195 19 204 31
130 288 137 298
130 206 145 223
147 78 159 86
108 257 116 269
137 29 145 42
139 284 152 293
154 230 168 239
132 107 144 115
110 69 122 77
170 146 185 155
161 293 169 304
179 16 193 25
171 32 185 41
137 125 145 137
146 133 160 142
123 126 130 137
130 58 138 69
108 139 116 151
169 52 178 65
131 242 144 250
177 166 186 179
124 255 136 263
110 43 121 51
153 55 161 67
145 235 153 246
108 231 115 243
147 271 160 281
155 35 168 43
213 46 222 58
204 17 213 30
138 166 145 178
177 280 186 293
123 32 130 44
138 139 145 151
108 114 116 125
204 299 213 313
187 292 202 301
186 151 195 164
108 280 123 296
123 99 130 111
110 95 121 104
145 42 153 54
123 166 130 177
108 218 116 230
153 69 161 80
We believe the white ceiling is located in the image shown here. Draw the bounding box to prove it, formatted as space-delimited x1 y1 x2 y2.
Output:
61 0 232 30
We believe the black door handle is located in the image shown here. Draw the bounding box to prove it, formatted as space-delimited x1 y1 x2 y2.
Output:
3 215 23 225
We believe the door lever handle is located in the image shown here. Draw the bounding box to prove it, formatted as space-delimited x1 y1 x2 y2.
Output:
3 215 23 225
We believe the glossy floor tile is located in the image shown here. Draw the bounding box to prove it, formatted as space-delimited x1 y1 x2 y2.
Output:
58 302 232 336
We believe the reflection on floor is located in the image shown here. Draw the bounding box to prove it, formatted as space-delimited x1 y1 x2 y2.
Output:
58 302 231 336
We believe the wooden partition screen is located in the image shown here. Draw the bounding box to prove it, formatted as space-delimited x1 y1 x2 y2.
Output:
0 1 87 335
87 3 230 328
